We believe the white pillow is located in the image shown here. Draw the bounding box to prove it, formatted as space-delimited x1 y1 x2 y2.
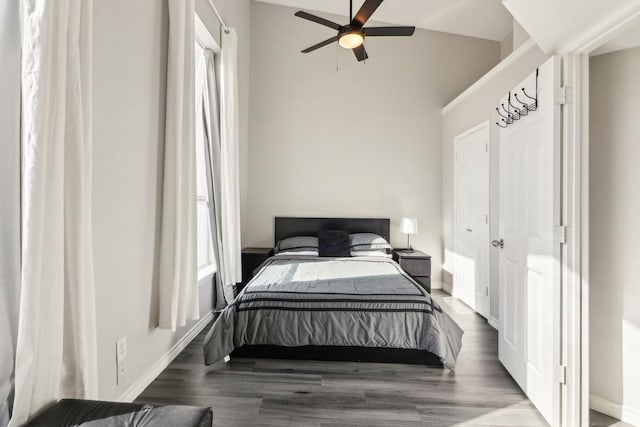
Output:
275 250 319 256
350 249 392 258
350 233 392 251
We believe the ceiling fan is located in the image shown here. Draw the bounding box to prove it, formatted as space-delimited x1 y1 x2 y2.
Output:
295 0 415 62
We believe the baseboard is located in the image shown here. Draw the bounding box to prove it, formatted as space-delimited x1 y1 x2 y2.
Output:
117 310 214 402
488 316 500 330
591 394 640 425
441 282 453 295
431 281 443 291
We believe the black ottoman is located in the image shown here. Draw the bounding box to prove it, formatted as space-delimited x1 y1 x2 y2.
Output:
23 399 212 427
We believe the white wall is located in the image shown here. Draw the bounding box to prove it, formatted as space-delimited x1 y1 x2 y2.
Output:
442 42 547 321
589 46 640 424
245 1 500 284
92 0 250 400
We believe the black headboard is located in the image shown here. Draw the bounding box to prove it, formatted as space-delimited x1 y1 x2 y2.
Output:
274 217 390 246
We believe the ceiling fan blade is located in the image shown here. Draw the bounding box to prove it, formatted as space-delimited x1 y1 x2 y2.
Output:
364 26 415 37
295 11 341 30
353 44 368 62
301 36 339 53
352 0 383 27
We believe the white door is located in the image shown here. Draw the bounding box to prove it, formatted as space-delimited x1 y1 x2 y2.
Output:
453 121 490 319
497 56 561 425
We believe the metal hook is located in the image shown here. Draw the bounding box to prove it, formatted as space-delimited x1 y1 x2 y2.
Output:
508 96 523 119
502 103 519 121
512 93 530 115
522 87 538 111
496 121 507 128
496 107 510 120
522 87 536 101
500 104 514 123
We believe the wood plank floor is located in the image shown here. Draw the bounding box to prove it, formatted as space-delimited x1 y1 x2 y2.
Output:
137 291 616 426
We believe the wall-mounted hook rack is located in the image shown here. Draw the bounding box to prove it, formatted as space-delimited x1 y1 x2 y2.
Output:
494 67 539 129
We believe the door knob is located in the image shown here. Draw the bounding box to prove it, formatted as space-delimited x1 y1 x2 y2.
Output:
492 239 504 249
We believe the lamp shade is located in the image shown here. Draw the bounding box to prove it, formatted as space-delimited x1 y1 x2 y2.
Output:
400 217 418 234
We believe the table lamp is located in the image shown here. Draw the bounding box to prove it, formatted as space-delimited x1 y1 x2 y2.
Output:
400 217 418 252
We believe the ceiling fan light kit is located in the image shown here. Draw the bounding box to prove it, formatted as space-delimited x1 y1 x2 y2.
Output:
338 29 364 49
295 0 415 62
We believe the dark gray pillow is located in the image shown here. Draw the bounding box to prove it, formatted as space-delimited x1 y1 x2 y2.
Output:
318 230 350 257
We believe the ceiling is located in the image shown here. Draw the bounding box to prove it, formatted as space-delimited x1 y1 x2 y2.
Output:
592 23 640 56
253 0 515 42
502 0 640 54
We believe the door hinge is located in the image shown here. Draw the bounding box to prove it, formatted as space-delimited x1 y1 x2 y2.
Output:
555 225 568 245
555 86 573 105
485 214 488 224
558 365 567 385
486 142 488 152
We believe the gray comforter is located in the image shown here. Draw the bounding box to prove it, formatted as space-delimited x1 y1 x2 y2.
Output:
203 255 464 368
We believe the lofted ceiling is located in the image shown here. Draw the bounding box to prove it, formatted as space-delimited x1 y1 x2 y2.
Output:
502 0 640 54
592 23 640 56
252 0 514 42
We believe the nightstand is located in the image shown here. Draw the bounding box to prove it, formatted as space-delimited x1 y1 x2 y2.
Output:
238 247 274 295
392 249 431 293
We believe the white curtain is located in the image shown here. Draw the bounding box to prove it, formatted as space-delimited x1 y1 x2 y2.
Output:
219 29 243 293
10 1 98 425
158 0 199 330
196 48 229 307
0 1 21 425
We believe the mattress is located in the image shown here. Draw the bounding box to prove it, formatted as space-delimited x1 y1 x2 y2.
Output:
203 255 463 368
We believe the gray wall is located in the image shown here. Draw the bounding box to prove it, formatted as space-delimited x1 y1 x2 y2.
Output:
500 32 514 60
589 46 640 418
92 0 251 400
245 1 500 284
512 19 530 50
441 43 547 321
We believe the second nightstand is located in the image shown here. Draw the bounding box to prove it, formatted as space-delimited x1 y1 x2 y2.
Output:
238 247 274 295
392 249 431 293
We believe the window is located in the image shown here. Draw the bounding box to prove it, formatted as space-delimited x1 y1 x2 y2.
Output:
195 40 215 278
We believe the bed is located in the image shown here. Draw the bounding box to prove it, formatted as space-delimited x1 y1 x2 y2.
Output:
203 217 463 368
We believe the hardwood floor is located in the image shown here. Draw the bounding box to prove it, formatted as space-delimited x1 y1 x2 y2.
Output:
136 291 614 426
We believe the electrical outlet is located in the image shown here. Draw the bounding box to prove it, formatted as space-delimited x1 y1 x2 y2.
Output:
116 337 127 385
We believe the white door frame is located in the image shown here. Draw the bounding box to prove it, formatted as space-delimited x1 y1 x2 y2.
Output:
559 7 640 426
453 120 491 318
